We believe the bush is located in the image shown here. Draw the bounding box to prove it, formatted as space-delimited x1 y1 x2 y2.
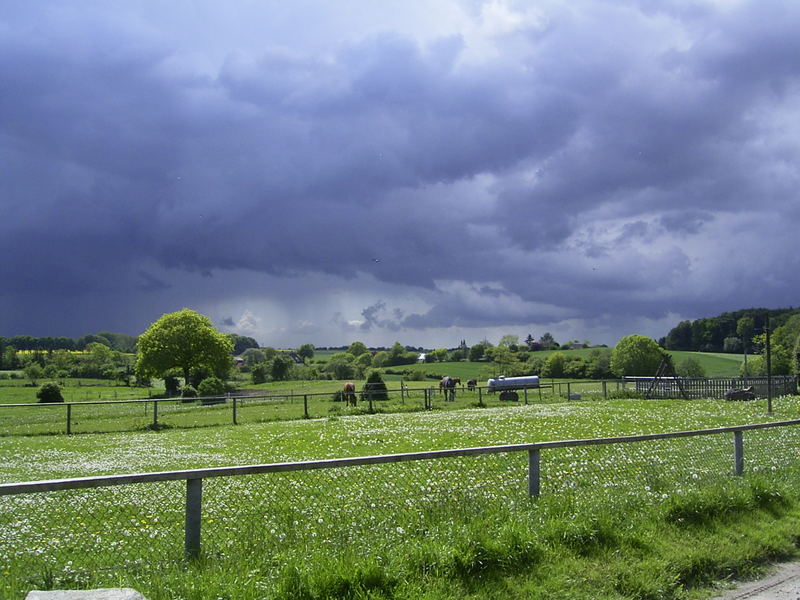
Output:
611 335 665 377
252 362 269 384
182 385 198 399
362 369 389 402
677 357 706 378
36 382 64 403
197 377 226 397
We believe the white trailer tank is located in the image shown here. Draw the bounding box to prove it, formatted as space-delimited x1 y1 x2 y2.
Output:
486 375 540 391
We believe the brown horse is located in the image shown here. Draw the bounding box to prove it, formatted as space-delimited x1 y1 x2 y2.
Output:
343 382 357 406
467 379 477 391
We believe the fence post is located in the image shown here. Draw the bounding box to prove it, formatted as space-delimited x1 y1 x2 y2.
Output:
153 400 158 428
567 382 571 399
232 395 237 425
478 386 484 407
524 387 528 405
185 478 203 559
528 448 540 497
303 395 309 419
66 404 72 435
733 430 744 476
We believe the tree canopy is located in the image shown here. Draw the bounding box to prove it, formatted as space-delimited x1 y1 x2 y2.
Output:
663 308 800 352
135 309 233 383
610 335 665 377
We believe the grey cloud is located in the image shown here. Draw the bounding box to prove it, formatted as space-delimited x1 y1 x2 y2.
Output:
2 1 799 345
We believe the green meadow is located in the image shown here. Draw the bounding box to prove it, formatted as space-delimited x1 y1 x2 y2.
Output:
3 389 800 600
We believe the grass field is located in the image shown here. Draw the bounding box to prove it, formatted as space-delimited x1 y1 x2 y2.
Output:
0 379 623 436
3 391 800 599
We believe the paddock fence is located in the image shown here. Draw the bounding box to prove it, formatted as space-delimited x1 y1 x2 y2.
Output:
2 418 800 593
4 377 787 437
0 380 629 436
627 375 797 399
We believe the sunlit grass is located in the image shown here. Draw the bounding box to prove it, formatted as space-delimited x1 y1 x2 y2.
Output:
2 395 800 599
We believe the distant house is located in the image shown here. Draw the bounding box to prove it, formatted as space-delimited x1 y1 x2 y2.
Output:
233 357 245 367
417 353 426 362
569 343 587 350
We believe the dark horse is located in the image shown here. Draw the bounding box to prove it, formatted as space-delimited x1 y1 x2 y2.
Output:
467 379 477 391
343 382 357 406
440 376 457 401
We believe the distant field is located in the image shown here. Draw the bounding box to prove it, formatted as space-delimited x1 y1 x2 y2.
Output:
0 378 161 405
0 348 746 407
384 349 745 380
668 350 744 377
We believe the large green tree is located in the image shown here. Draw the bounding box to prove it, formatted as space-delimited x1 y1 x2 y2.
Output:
135 309 233 385
610 335 665 377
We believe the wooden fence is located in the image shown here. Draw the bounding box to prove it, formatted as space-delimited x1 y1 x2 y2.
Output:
627 375 797 399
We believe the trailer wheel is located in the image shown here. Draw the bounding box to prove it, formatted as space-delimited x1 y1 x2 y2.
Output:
499 391 519 402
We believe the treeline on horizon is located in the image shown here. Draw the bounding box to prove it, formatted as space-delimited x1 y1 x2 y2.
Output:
0 332 260 359
3 305 798 364
661 307 800 352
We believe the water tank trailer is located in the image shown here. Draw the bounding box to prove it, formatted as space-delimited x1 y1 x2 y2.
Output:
486 375 540 401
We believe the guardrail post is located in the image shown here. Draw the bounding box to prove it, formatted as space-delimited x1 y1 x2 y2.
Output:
185 478 203 559
66 404 72 435
524 387 528 404
733 430 744 475
528 448 540 497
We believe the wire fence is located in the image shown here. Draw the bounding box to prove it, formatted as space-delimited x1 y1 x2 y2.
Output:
0 382 620 436
4 377 775 437
2 419 800 595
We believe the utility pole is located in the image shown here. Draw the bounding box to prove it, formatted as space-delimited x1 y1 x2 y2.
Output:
766 314 773 415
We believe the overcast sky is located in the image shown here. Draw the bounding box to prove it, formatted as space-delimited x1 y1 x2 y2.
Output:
2 0 799 349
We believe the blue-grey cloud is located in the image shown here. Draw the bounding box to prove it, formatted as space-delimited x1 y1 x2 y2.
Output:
1 1 799 347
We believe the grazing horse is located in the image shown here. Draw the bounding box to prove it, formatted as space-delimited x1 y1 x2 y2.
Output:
440 376 456 401
467 379 477 391
343 382 357 406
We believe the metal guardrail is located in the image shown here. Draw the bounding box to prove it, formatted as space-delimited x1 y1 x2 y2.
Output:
3 419 798 558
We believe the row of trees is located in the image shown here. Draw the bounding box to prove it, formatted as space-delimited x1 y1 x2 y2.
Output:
15 343 133 385
0 332 138 360
662 308 800 353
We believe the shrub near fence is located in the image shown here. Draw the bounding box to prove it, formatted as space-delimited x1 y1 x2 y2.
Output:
2 418 800 599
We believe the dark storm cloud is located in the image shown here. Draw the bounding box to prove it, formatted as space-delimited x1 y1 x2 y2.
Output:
2 1 799 343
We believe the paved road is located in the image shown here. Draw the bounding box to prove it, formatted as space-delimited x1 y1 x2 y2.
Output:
711 562 800 599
